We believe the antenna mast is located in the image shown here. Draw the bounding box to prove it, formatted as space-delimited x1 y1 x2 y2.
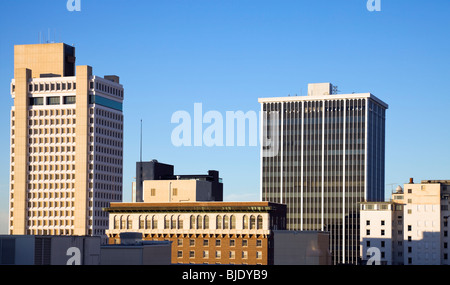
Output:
140 119 143 162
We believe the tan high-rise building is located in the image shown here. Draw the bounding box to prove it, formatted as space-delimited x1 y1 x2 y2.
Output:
9 43 124 237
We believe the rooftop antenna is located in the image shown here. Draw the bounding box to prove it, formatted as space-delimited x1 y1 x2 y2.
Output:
140 119 143 163
332 85 340 95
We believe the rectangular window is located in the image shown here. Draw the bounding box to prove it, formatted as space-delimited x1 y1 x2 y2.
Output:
30 97 44 106
47 96 60 105
63 96 76 104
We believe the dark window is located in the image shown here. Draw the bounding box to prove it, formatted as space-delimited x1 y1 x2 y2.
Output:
47 96 60 105
63 96 76 104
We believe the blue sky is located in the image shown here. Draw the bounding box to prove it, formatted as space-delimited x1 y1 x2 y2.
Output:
0 0 449 234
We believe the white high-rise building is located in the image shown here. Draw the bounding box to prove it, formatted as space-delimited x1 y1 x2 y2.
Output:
9 43 124 237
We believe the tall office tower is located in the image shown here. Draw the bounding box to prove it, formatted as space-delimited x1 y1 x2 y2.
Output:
259 83 388 264
9 43 124 237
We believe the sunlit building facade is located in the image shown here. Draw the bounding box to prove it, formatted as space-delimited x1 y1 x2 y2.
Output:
9 43 124 237
259 83 388 264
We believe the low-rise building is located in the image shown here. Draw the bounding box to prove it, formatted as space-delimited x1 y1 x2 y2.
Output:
272 230 331 265
104 201 286 265
100 232 172 265
0 235 101 265
360 179 450 265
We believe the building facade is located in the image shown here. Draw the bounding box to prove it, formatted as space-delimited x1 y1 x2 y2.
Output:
134 160 223 202
360 179 450 265
9 43 124 236
104 202 286 265
259 83 388 264
0 235 101 265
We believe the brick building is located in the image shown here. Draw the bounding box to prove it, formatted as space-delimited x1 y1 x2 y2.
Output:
104 201 286 264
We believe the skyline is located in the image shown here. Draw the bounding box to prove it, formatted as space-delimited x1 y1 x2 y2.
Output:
1 0 450 234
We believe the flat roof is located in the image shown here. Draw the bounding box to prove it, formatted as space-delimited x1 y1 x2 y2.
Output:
258 93 388 109
104 201 286 213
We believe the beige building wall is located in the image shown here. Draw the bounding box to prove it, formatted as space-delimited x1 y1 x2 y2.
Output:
9 43 124 237
10 68 31 235
74 65 91 236
403 182 442 265
360 180 450 265
14 43 73 78
143 180 212 203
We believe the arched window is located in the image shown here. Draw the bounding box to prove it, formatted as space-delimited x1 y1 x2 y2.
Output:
139 215 144 229
120 215 125 229
177 215 183 229
223 215 229 229
190 215 196 229
127 215 132 229
114 216 119 229
243 215 248 229
164 215 170 229
257 215 263 229
250 215 256 229
204 215 209 229
230 215 236 229
216 215 222 229
171 215 176 229
145 215 150 229
197 215 203 229
152 215 158 229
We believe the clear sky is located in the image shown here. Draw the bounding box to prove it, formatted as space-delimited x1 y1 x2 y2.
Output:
0 0 449 234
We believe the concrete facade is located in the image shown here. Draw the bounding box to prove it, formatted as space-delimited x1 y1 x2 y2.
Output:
0 235 101 265
9 43 124 237
360 179 450 265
